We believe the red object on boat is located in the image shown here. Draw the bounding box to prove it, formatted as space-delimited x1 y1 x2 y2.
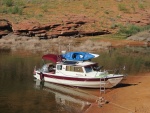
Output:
42 54 62 63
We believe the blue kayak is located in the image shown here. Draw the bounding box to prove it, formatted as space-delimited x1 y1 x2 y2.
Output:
62 52 99 61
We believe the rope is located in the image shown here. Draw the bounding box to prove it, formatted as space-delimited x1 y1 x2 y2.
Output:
109 101 136 113
92 97 135 113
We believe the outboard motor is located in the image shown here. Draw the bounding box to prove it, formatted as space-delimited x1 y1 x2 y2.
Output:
41 64 49 73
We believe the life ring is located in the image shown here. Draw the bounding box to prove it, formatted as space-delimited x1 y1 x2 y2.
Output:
40 72 44 81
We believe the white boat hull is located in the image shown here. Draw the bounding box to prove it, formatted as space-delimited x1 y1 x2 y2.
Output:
34 72 123 88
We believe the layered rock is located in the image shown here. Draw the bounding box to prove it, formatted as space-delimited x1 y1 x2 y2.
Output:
10 17 109 38
0 19 12 38
120 10 150 26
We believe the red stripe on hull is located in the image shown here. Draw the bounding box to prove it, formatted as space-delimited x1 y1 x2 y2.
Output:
38 73 123 81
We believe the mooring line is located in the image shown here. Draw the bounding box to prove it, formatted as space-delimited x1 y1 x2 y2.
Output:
108 101 136 113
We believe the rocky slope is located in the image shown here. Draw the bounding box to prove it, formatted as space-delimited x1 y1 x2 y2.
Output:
0 0 150 53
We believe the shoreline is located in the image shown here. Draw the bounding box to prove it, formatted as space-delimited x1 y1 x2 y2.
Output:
0 32 149 55
84 72 150 113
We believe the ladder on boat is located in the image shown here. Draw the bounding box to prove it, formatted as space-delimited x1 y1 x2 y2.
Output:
100 77 106 94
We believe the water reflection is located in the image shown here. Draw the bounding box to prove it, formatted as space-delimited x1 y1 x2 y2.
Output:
126 46 150 54
34 80 95 113
93 47 150 75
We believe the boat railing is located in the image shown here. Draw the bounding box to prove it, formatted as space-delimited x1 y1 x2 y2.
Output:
104 68 123 75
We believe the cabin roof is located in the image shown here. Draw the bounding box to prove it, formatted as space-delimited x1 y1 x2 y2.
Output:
58 60 96 66
76 61 96 66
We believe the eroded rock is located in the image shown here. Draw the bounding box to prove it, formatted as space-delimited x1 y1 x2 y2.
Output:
0 19 12 38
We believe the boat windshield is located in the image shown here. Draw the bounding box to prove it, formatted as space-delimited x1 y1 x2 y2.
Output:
84 66 93 73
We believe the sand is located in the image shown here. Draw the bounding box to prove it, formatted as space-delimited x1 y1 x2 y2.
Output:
84 72 150 113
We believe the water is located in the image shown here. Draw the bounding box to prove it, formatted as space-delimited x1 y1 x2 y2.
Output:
0 52 92 113
93 46 150 75
0 47 150 113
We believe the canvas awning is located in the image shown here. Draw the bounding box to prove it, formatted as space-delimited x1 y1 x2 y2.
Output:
42 54 62 63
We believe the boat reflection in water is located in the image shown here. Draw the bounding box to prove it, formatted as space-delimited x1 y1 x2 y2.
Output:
34 80 97 113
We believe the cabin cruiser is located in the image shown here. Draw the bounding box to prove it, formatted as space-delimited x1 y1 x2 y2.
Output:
33 52 124 88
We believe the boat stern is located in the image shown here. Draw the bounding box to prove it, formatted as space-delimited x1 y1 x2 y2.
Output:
106 74 124 88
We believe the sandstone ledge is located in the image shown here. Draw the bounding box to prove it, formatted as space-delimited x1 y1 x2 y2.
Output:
0 18 109 39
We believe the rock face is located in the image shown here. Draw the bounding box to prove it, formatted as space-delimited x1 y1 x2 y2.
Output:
12 19 109 38
0 19 12 38
0 17 110 39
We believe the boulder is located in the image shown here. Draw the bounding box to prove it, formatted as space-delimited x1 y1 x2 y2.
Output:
12 20 51 36
127 30 150 41
0 19 12 38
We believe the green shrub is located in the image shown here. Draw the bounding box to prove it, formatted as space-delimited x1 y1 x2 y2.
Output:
3 6 23 15
104 10 109 14
0 7 8 14
3 0 13 7
118 24 140 36
138 3 145 9
41 4 48 12
131 4 136 13
11 6 23 15
117 24 150 37
110 23 118 29
118 4 129 13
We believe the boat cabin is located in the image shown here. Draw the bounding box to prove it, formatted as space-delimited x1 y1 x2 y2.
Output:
55 61 98 76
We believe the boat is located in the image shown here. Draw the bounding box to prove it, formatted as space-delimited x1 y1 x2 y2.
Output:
62 52 99 61
33 53 124 88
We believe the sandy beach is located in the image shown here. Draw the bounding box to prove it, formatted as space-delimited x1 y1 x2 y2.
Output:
84 72 150 113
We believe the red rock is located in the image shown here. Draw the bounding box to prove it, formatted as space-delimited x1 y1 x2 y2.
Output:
0 19 12 37
0 19 11 28
0 17 110 38
53 26 69 31
0 31 9 36
60 30 79 36
46 31 61 35
65 23 79 29
49 23 61 28
30 30 47 34
12 20 41 31
74 20 86 24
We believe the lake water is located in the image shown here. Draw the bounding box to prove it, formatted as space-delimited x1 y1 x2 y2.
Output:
0 47 150 113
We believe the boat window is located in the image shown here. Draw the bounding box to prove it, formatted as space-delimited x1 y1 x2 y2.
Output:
66 66 83 73
74 67 83 73
84 66 93 73
66 66 74 71
57 65 62 70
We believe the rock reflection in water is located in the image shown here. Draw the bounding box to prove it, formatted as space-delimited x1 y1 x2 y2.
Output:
34 80 94 113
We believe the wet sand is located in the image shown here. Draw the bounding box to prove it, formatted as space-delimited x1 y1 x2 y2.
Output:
84 72 150 113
